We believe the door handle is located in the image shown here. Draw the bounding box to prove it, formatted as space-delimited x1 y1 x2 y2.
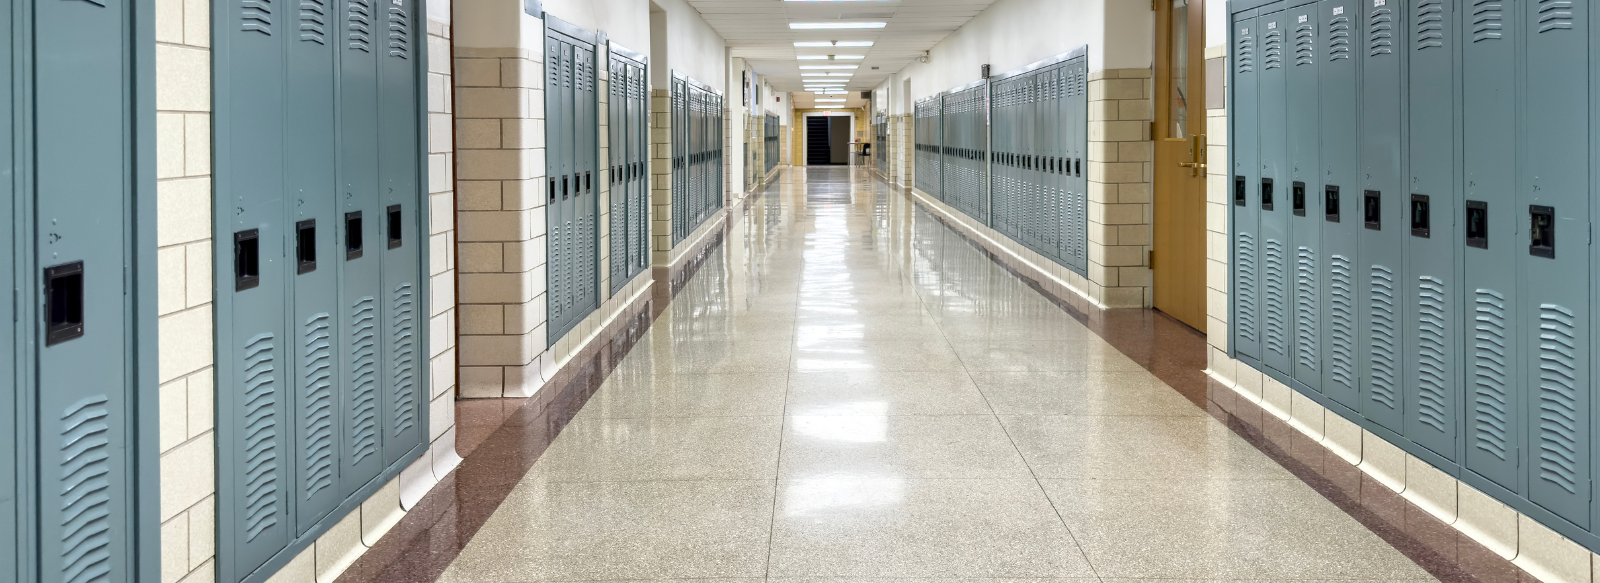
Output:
1178 133 1207 176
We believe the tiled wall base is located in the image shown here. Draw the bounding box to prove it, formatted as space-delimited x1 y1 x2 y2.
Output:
663 206 731 271
908 186 1105 311
1206 351 1595 583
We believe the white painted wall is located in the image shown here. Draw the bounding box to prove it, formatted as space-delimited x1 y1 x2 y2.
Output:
876 0 1155 111
541 0 651 59
652 0 727 93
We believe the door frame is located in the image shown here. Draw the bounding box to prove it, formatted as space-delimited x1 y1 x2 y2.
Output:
802 111 856 166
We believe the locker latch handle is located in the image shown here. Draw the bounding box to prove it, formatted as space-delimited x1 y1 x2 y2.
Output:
563 175 570 200
1363 190 1381 231
1465 200 1487 249
550 178 557 202
1530 205 1555 259
585 171 592 193
1325 185 1341 222
1410 195 1431 238
44 261 85 346
1292 182 1306 217
1261 178 1275 211
345 211 364 260
387 205 404 250
296 220 318 274
235 229 261 291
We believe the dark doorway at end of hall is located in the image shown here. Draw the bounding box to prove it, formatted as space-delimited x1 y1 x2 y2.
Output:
806 115 851 165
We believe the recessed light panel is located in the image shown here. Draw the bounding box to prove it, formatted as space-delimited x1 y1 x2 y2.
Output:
794 41 875 47
799 65 859 70
815 98 847 103
790 22 887 29
817 105 847 109
797 55 830 60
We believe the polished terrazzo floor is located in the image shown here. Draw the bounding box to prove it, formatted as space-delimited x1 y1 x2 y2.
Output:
435 166 1440 582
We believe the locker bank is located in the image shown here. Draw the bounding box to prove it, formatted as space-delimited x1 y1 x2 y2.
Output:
8 0 1600 582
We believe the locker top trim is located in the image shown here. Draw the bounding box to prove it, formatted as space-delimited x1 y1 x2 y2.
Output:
1228 0 1288 15
946 78 988 95
609 41 648 66
544 12 599 46
915 93 944 107
671 70 722 96
988 45 1089 83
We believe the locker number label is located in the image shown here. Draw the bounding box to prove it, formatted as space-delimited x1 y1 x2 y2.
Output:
1333 6 1344 15
1241 28 1248 35
1298 15 1308 23
1373 0 1385 6
1267 22 1277 29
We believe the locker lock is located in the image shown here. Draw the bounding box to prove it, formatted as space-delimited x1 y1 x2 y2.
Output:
1530 205 1555 258
1260 178 1274 211
235 229 261 291
1325 185 1340 222
43 261 85 346
345 211 364 260
1465 201 1487 249
1291 182 1306 216
296 220 317 274
1410 195 1430 238
1234 176 1246 207
1363 190 1381 230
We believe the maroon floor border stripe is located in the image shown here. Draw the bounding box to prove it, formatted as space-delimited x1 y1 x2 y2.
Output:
903 187 1537 583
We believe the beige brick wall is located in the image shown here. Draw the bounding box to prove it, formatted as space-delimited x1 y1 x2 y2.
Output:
1199 44 1600 583
896 114 912 187
650 88 674 265
155 0 216 579
1086 67 1153 308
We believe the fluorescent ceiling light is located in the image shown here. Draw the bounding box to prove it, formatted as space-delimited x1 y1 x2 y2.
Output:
798 55 865 61
799 65 859 70
832 55 866 60
815 98 847 102
801 73 833 76
817 105 847 109
797 55 830 60
826 72 853 76
790 22 887 29
794 41 875 47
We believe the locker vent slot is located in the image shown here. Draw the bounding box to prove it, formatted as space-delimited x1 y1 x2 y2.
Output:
1295 247 1318 371
301 313 335 498
1416 276 1449 432
242 333 281 542
1236 233 1258 343
347 0 372 52
387 3 411 58
350 297 379 465
242 0 274 35
1263 27 1284 70
1471 0 1506 42
1536 0 1575 33
1329 255 1356 388
392 283 417 437
1294 23 1315 66
1535 303 1581 494
1368 4 1395 56
299 0 328 44
1328 13 1352 60
58 395 112 583
1369 265 1399 411
1265 239 1288 356
1236 34 1254 73
1471 289 1512 460
1415 0 1445 49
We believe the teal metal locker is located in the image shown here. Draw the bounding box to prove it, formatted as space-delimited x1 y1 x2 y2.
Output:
1 0 17 576
1520 0 1590 529
1403 0 1458 463
1318 0 1360 409
216 0 293 573
1259 5 1293 375
284 0 344 532
1357 0 1405 433
609 52 628 291
379 0 423 466
627 58 648 278
546 17 599 345
1461 0 1521 501
1286 0 1322 391
1232 9 1262 361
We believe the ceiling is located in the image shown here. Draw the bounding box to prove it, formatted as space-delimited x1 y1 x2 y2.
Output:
686 0 999 109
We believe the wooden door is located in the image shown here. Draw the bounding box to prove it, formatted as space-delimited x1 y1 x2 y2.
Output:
1153 0 1208 331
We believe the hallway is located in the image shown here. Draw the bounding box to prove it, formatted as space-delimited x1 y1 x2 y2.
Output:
342 167 1454 582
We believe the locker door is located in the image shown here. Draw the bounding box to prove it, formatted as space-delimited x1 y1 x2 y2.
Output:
0 0 16 575
285 0 344 531
576 45 597 316
631 65 647 275
1520 0 1589 528
1287 1 1323 390
547 37 571 341
1232 9 1262 361
1260 7 1293 375
1319 0 1361 409
1072 58 1089 274
1357 0 1405 433
218 0 292 572
1461 0 1520 492
378 0 422 466
609 56 626 292
1404 0 1457 461
338 0 386 496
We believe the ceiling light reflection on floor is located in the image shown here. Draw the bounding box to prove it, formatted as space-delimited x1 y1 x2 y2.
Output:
784 477 907 516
